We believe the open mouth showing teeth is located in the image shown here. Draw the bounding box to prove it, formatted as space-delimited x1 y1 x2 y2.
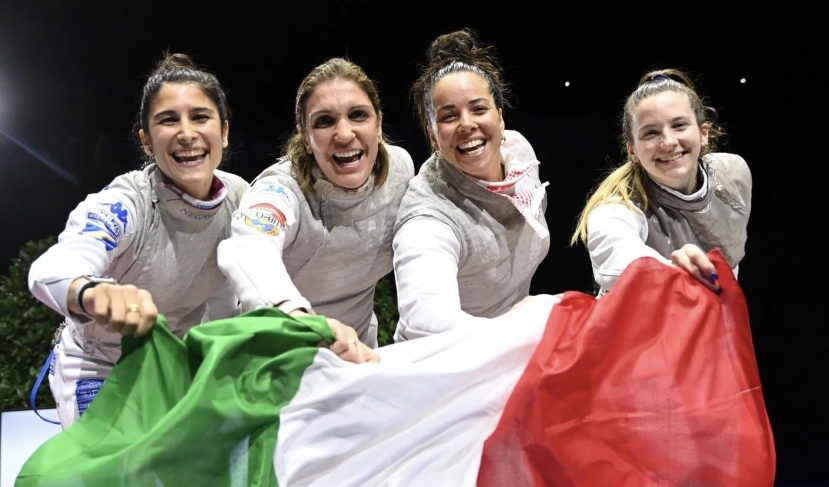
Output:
457 139 486 155
656 152 686 163
172 150 207 165
332 150 363 165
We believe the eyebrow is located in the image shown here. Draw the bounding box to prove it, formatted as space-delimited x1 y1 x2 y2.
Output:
638 115 692 131
436 98 491 112
152 106 215 120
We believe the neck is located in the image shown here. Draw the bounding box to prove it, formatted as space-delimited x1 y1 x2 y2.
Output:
473 159 505 183
168 177 216 201
681 164 700 195
181 181 212 200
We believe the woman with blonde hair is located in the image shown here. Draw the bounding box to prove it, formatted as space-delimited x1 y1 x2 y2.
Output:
572 68 752 295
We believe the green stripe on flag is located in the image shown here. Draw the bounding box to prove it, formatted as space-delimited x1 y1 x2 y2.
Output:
16 308 335 487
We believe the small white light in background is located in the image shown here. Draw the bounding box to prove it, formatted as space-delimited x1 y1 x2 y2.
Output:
740 78 747 84
564 81 570 87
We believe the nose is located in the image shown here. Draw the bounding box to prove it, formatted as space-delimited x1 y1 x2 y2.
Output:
334 118 356 143
457 111 476 133
177 119 197 144
660 130 677 148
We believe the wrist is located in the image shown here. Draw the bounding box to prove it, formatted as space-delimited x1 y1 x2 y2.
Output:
275 298 313 316
72 275 117 319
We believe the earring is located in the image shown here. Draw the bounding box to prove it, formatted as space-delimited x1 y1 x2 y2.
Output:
502 134 506 143
433 150 442 160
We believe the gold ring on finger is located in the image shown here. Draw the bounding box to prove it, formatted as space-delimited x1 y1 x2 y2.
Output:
126 304 141 313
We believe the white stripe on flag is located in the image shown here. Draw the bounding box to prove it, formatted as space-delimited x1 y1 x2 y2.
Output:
275 294 561 486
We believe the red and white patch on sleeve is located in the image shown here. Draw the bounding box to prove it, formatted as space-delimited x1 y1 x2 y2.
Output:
242 203 288 236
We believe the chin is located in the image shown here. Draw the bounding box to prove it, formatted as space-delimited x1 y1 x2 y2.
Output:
332 172 370 189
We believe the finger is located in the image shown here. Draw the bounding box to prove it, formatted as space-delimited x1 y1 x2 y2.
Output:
135 291 158 337
681 246 722 293
92 284 114 329
120 285 142 336
108 284 135 335
81 285 97 318
352 340 367 364
327 320 351 355
361 345 381 364
670 249 690 270
685 247 719 283
336 339 365 364
672 249 719 292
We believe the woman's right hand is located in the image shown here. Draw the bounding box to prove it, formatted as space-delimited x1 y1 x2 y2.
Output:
68 279 158 336
670 244 723 294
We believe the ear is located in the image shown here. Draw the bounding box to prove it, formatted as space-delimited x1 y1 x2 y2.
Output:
298 124 312 154
377 113 383 139
427 126 439 152
626 142 637 162
138 129 153 156
498 108 505 132
222 121 230 148
700 122 710 148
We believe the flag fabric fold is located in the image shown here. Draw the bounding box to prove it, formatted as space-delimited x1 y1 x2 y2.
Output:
478 249 776 486
16 250 774 487
16 308 335 487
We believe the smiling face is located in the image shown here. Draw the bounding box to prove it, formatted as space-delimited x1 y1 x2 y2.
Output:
627 90 709 194
300 79 382 190
428 71 505 182
139 82 228 200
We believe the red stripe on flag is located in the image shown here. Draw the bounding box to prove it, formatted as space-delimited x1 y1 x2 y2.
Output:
478 250 775 487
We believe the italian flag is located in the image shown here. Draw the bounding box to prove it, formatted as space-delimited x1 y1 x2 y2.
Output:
16 252 775 487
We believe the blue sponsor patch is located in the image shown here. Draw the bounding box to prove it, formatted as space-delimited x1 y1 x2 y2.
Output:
75 378 104 417
79 202 129 251
254 184 291 202
49 347 57 376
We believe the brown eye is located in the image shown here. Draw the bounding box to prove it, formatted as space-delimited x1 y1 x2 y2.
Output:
313 116 333 128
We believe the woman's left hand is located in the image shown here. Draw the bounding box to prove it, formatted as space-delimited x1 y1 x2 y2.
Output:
292 309 380 364
670 244 722 293
325 318 381 364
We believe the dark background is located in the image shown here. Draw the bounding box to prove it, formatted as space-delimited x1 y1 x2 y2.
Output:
0 2 824 484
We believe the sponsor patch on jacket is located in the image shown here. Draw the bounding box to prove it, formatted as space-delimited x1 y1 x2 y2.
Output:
75 378 104 417
242 203 287 236
79 202 129 251
252 183 291 203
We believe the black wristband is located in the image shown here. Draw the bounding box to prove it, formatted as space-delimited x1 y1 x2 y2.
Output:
76 280 99 317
